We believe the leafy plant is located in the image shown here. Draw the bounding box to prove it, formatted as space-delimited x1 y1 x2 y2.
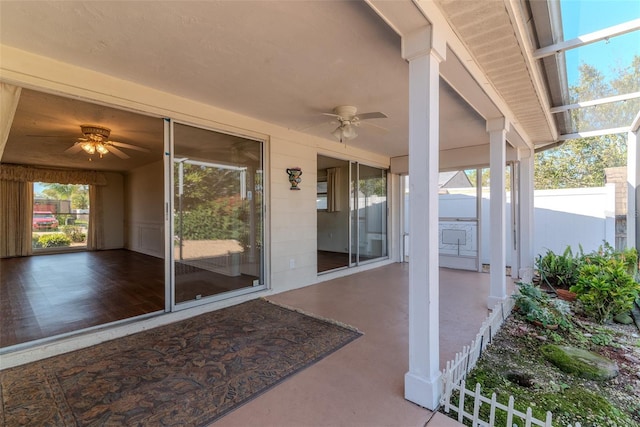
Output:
37 233 71 248
513 282 572 329
571 256 640 323
536 246 583 290
590 332 613 346
582 242 638 276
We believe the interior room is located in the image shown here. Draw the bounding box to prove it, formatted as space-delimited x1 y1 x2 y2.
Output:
317 154 388 273
0 87 265 349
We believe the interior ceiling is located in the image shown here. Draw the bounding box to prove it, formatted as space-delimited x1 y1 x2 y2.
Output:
1 1 504 172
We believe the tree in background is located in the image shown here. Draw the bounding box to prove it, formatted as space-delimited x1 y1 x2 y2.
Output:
534 55 640 189
40 183 89 210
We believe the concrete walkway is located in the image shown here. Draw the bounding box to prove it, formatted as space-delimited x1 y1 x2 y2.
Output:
214 263 508 426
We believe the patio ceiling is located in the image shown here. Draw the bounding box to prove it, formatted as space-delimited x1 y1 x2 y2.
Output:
0 1 563 172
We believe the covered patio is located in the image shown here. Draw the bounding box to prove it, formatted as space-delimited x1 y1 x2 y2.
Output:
1 0 638 417
217 263 513 426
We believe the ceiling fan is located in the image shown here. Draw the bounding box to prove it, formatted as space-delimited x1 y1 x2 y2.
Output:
323 106 387 142
65 125 150 159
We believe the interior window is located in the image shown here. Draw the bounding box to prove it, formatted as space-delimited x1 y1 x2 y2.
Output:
32 182 89 251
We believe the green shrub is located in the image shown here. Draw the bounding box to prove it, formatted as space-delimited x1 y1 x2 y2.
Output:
32 234 42 248
38 233 71 248
179 202 247 242
571 257 640 323
536 246 582 290
60 225 86 243
582 242 638 276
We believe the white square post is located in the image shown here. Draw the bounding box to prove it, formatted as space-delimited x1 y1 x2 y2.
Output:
487 118 509 308
518 148 535 283
401 26 445 411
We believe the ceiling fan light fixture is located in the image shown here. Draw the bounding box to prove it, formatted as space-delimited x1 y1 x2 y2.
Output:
332 123 358 142
96 143 109 155
342 123 357 140
81 142 96 154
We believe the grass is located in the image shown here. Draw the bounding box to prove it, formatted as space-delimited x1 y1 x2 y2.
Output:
440 306 640 426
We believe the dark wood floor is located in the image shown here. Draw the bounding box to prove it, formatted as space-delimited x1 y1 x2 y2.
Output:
1 250 258 348
1 250 165 348
317 250 350 273
317 251 382 273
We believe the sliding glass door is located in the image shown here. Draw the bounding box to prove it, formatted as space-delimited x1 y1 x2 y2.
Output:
356 164 388 262
317 155 387 273
171 122 264 306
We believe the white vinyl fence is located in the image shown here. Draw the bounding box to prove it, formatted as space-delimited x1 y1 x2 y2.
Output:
439 297 582 427
436 185 616 268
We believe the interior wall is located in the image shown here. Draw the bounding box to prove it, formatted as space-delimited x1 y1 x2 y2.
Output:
317 162 350 253
101 172 125 250
124 160 164 258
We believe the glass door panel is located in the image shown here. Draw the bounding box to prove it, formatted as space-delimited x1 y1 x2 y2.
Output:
173 123 263 305
357 165 387 262
350 162 358 266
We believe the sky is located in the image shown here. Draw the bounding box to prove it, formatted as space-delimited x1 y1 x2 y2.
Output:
561 0 640 87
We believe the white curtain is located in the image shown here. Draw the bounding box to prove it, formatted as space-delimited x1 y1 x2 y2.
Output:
326 167 341 212
87 185 104 250
0 180 33 258
0 83 22 159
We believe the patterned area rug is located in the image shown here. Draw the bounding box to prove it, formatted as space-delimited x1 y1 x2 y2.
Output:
0 299 362 426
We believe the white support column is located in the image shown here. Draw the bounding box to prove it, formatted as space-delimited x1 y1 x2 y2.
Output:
476 168 483 272
518 148 535 283
487 118 509 308
401 26 445 411
628 128 639 249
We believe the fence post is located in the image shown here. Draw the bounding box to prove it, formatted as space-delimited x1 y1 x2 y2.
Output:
472 383 482 425
506 395 515 427
544 411 552 426
489 392 497 425
457 380 467 423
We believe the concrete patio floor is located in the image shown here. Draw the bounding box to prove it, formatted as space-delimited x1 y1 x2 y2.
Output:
214 263 515 427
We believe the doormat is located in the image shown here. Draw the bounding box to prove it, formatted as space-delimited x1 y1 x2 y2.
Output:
0 298 362 426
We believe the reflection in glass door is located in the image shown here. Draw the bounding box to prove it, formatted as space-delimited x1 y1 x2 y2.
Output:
172 123 264 305
357 165 388 262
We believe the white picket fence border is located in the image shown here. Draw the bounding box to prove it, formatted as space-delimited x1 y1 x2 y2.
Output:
439 297 582 427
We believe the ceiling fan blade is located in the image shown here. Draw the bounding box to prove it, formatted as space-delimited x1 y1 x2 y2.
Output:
109 141 150 152
360 120 389 133
65 143 84 154
322 112 342 118
106 145 130 159
357 112 388 120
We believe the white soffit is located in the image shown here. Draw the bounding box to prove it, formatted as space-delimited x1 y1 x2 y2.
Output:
433 0 556 145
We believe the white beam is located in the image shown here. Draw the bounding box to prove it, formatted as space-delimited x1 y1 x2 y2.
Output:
533 18 640 59
403 26 445 412
559 127 630 141
487 118 508 309
550 92 640 114
631 110 640 133
627 128 638 249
